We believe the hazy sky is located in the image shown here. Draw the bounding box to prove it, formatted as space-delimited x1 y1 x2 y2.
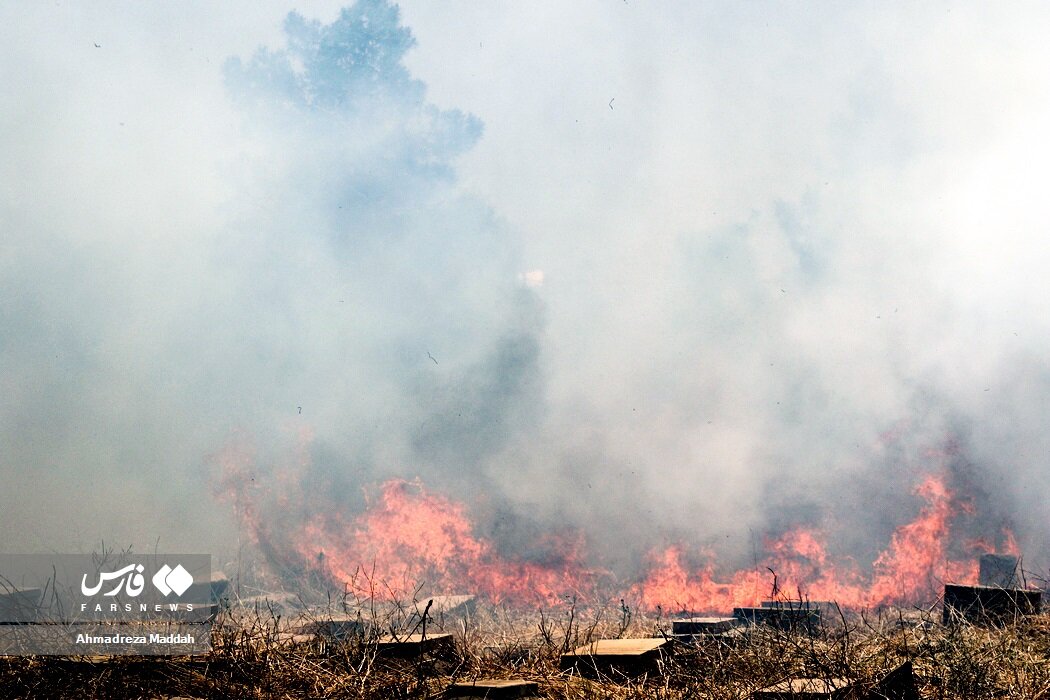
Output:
3 1 1050 577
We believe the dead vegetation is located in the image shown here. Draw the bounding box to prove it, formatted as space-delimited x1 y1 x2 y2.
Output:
2 593 1050 699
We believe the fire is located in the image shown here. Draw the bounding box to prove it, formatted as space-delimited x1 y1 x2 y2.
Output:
213 435 1019 612
866 475 955 604
631 473 1013 611
295 478 597 604
212 435 598 605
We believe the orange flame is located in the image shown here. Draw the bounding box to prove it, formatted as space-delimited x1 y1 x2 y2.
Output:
295 478 597 604
213 435 1019 611
631 473 1010 611
212 434 600 604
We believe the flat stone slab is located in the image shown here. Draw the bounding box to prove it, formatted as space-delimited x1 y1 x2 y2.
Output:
0 588 42 623
672 616 739 635
377 632 455 658
560 638 670 676
296 615 363 640
183 574 230 605
235 592 302 614
274 632 321 646
760 600 836 612
752 677 853 699
403 595 477 632
416 594 476 616
565 638 668 656
445 678 538 698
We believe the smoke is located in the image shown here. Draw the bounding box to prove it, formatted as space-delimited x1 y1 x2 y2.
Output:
3 0 1050 589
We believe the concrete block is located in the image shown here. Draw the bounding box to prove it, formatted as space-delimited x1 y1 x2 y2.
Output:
979 554 1019 588
734 605 820 632
943 584 1041 626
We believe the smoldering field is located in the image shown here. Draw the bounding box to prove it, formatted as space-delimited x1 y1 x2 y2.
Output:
3 0 1050 613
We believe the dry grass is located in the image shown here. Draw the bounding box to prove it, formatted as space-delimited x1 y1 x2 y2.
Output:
2 596 1050 699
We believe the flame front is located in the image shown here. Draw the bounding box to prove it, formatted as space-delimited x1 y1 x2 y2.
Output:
295 479 596 605
213 437 1016 611
630 474 990 611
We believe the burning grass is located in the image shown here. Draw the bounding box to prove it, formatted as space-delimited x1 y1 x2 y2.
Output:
213 444 1021 614
3 594 1050 699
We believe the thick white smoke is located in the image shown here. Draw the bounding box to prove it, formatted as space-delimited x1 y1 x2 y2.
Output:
2 1 1050 583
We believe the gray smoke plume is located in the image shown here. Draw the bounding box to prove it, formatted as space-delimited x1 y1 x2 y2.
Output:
2 1 1048 589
